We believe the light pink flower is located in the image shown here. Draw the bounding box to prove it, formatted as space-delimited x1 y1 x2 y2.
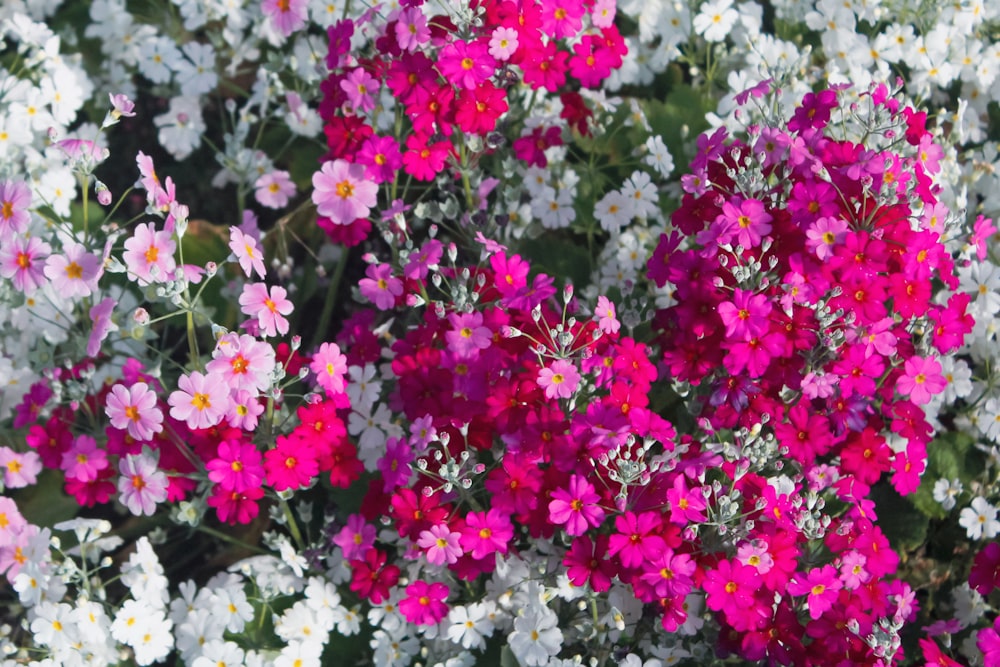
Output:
106 382 164 441
117 453 169 516
340 68 380 113
262 0 308 37
123 222 176 284
254 170 295 209
445 312 492 358
310 342 348 395
168 371 231 430
897 355 947 405
358 263 402 310
0 236 50 293
229 226 266 279
239 283 293 337
595 295 620 334
417 523 464 566
488 26 519 61
0 447 41 488
537 359 581 399
206 333 276 393
43 242 102 298
60 435 109 482
0 180 31 239
88 297 118 357
395 7 431 51
312 159 378 225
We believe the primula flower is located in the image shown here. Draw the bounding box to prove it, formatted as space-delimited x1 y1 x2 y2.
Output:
206 439 264 492
60 435 108 482
355 135 403 184
0 235 50 293
608 511 667 568
239 282 294 337
333 514 376 561
489 26 519 60
960 497 1000 540
43 242 101 298
460 509 514 560
312 159 378 224
254 170 295 209
437 40 496 90
0 180 31 238
417 524 464 566
395 6 431 51
117 453 169 516
445 312 492 358
549 474 605 535
537 359 581 400
350 548 400 604
262 0 307 37
168 371 230 430
358 263 402 310
310 342 348 395
717 289 772 340
509 606 563 666
208 484 264 525
87 297 118 357
106 382 164 442
264 436 319 491
398 580 449 626
228 226 266 279
720 198 772 249
123 222 176 284
0 447 41 488
897 355 947 405
789 565 842 620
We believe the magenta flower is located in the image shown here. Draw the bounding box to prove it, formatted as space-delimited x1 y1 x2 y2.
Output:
168 371 230 430
358 263 402 310
445 312 492 358
310 342 348 395
60 435 108 482
312 159 378 225
398 580 450 626
239 282 293 337
0 236 50 294
0 180 31 238
117 453 169 516
436 40 496 90
789 565 843 620
377 437 413 492
549 474 606 535
356 136 403 184
206 439 264 492
105 382 164 442
264 436 319 491
897 355 947 405
460 509 514 560
332 514 376 561
537 359 581 400
417 523 464 566
229 226 266 279
720 198 772 249
608 511 666 568
717 288 771 340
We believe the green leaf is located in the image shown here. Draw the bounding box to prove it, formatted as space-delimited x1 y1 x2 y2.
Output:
12 469 79 530
518 237 593 291
871 482 928 551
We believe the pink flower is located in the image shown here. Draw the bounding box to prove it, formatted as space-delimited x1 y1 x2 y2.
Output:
0 236 50 293
355 136 403 184
437 40 496 90
537 359 581 400
228 226 266 279
262 0 307 37
310 342 348 395
358 263 402 310
549 474 606 535
445 312 492 358
123 222 177 284
254 170 295 209
168 371 231 430
788 565 843 620
333 514 376 561
117 453 169 516
206 439 264 492
264 435 319 491
377 437 413 492
608 511 666 568
0 447 41 488
60 435 108 482
395 6 431 51
488 26 519 61
239 283 293 337
717 289 771 340
417 524 464 566
398 580 449 626
340 67 380 113
106 382 164 441
595 295 620 334
0 180 31 239
226 390 265 431
88 297 118 357
805 216 848 260
43 242 101 298
206 333 276 394
897 355 947 405
720 198 772 249
460 509 514 560
312 159 378 225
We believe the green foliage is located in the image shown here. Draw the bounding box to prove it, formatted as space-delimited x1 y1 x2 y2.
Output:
912 432 983 520
872 482 929 551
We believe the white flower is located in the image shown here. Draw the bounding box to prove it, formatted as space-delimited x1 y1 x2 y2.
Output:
692 0 738 42
174 609 226 663
175 41 218 96
447 602 496 650
620 170 660 220
347 363 381 411
932 478 963 511
953 583 988 627
154 96 206 160
508 605 563 666
534 187 576 229
191 640 245 667
959 496 1000 540
111 599 174 666
30 601 77 651
211 586 255 634
274 600 331 645
275 640 324 667
137 36 182 84
595 189 635 233
644 135 674 178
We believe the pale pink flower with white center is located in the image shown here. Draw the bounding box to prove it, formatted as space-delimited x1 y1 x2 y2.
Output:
262 0 307 37
228 226 266 279
0 235 50 294
43 242 101 298
0 180 31 239
106 383 164 441
61 434 108 482
417 523 463 566
88 297 118 357
123 222 177 285
595 295 620 334
590 0 616 27
310 342 348 395
254 170 295 209
206 333 276 393
445 312 492 358
312 159 378 225
898 355 947 405
109 93 136 119
488 26 519 60
168 371 231 430
537 359 581 399
117 453 169 516
239 283 293 337
0 447 41 488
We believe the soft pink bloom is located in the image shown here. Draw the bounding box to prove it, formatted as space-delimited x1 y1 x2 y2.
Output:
310 342 348 395
226 390 265 431
168 371 231 430
60 435 108 482
0 180 31 239
229 226 266 279
537 359 581 400
262 0 307 37
897 355 947 405
417 523 464 566
88 297 118 357
109 93 136 119
398 580 449 626
488 27 519 61
332 514 376 561
0 447 41 488
805 216 848 260
123 222 176 284
0 496 26 547
595 295 620 334
395 7 431 51
358 263 402 310
254 170 295 209
206 333 276 394
106 382 164 441
445 312 492 358
43 242 101 298
340 67 380 113
312 159 378 225
117 453 169 516
549 474 606 535
0 235 50 293
239 283 293 337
